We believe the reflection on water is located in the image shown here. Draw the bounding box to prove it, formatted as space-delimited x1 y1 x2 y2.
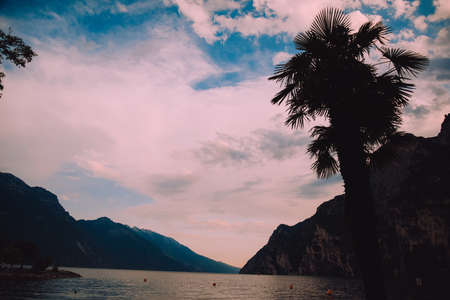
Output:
0 267 364 299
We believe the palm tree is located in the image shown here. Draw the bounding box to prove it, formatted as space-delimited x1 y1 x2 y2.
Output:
269 8 428 300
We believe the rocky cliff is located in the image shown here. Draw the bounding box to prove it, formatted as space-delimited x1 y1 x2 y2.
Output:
240 195 357 277
241 114 450 299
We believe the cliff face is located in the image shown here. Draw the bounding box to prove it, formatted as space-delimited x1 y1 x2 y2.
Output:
241 114 450 297
240 195 357 277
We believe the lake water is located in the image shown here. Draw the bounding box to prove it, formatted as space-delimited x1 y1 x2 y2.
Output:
0 267 364 299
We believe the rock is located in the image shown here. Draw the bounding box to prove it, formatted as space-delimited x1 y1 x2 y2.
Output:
240 114 450 299
240 195 357 277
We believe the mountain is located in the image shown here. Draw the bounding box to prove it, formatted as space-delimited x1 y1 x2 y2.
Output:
75 217 183 271
0 173 89 266
240 114 450 299
133 228 238 273
240 195 356 277
0 173 238 273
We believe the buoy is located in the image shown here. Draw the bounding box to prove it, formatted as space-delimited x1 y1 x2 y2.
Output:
213 282 216 287
415 277 422 287
327 289 333 296
144 278 147 282
289 284 293 289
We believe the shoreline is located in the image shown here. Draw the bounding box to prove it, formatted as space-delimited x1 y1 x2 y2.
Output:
0 269 81 280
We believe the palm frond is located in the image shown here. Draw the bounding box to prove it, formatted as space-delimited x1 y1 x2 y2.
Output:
285 106 309 129
382 48 429 77
270 83 296 105
376 73 414 107
310 8 351 39
294 31 328 55
269 53 312 85
351 21 390 58
307 126 336 153
309 147 340 178
307 126 339 178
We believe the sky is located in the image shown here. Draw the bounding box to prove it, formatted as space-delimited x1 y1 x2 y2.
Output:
0 0 449 268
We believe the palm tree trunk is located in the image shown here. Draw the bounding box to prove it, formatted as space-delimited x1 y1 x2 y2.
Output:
335 126 386 300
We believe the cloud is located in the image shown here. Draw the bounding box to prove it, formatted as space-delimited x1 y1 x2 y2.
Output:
390 27 450 58
272 51 291 65
254 129 309 160
361 0 388 9
227 179 263 194
148 173 197 196
212 178 264 201
192 71 243 90
114 0 162 14
294 175 343 199
413 16 427 31
44 164 153 220
427 0 450 22
428 58 450 80
168 0 366 42
194 133 255 167
165 0 241 43
392 29 415 40
404 105 430 119
116 2 128 13
390 0 419 19
194 128 309 166
434 28 450 57
347 10 383 31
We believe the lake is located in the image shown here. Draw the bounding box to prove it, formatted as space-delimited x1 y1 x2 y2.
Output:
0 267 364 299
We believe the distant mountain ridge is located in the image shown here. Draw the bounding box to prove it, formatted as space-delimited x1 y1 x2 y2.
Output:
0 173 238 273
133 228 238 273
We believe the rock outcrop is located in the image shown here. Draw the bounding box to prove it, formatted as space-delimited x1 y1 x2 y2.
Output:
240 195 357 277
241 114 450 299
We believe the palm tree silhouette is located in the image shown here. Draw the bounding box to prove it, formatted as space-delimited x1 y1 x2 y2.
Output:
270 8 428 300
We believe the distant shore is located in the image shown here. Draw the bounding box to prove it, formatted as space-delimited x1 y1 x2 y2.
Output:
0 269 81 280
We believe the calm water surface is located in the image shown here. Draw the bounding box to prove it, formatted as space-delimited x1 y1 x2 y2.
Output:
0 267 364 299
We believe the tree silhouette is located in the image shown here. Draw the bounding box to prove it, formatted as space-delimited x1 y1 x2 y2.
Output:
0 28 37 98
270 8 428 300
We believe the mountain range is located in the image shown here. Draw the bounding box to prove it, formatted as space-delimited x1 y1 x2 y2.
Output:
0 173 238 273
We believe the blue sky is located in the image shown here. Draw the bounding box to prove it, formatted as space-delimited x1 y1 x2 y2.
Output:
1 0 449 267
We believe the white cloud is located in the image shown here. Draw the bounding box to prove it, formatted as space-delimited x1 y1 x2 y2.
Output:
392 28 415 40
165 0 241 43
172 0 218 43
361 0 388 9
215 14 288 37
413 15 427 31
434 27 450 57
392 27 450 58
169 0 366 42
272 51 291 65
428 0 450 22
388 26 450 137
391 0 419 18
348 10 383 31
116 2 128 13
